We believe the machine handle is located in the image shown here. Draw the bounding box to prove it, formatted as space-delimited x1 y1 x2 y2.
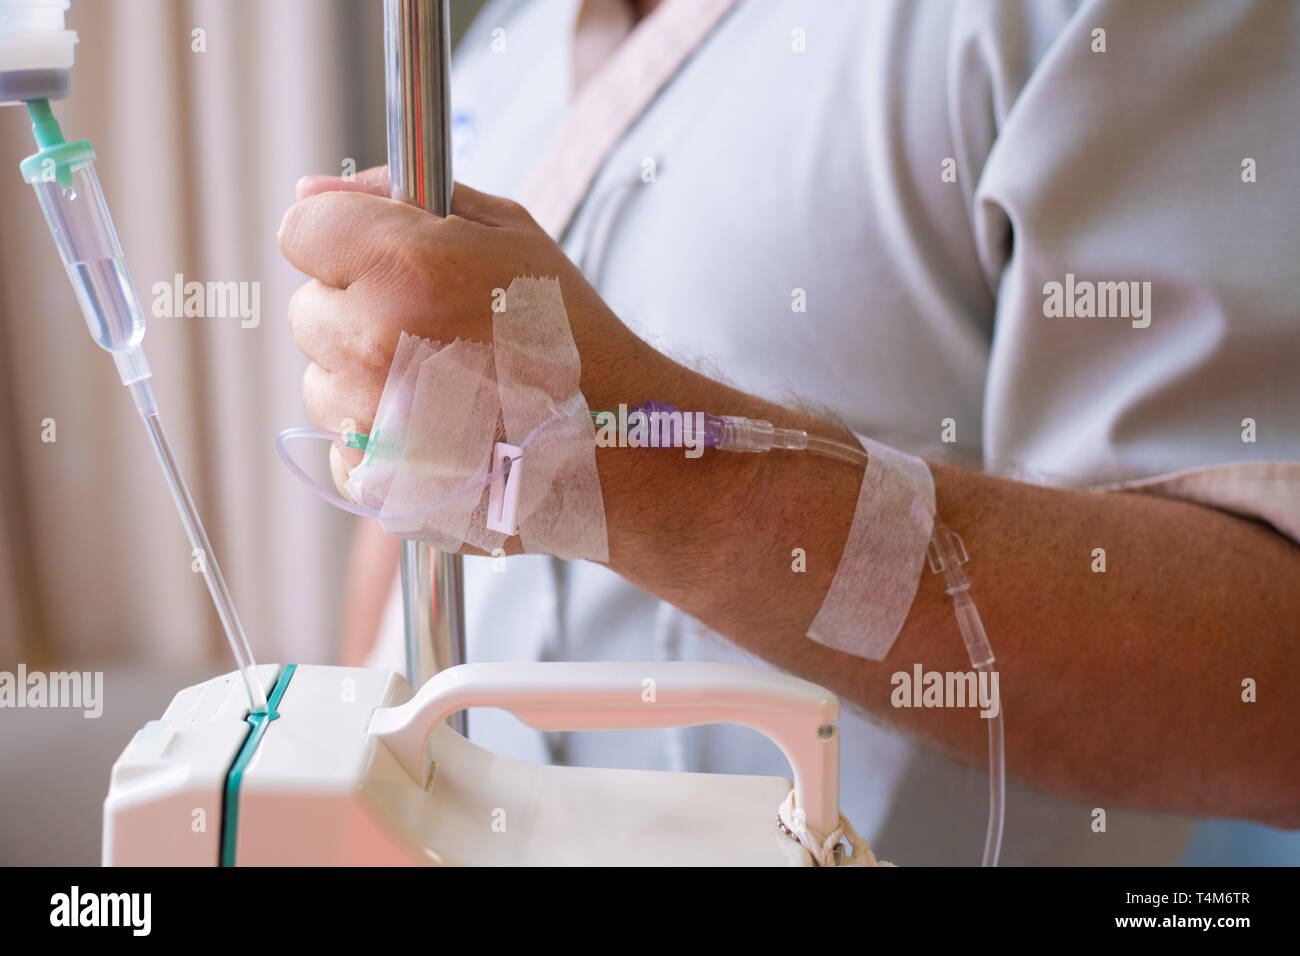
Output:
369 661 841 835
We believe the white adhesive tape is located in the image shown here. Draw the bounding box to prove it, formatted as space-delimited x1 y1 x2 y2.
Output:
493 276 609 563
344 276 609 563
806 435 935 660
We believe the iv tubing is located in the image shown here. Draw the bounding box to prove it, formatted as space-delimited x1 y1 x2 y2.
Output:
804 432 874 465
20 100 267 712
132 382 267 712
927 519 1004 867
790 427 1006 867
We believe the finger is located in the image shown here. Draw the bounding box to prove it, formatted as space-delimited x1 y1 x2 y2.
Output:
450 180 532 226
279 190 422 289
297 165 390 200
287 279 352 372
287 280 399 376
301 361 382 437
330 442 362 500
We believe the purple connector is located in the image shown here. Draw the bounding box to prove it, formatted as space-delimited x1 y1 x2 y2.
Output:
629 402 724 448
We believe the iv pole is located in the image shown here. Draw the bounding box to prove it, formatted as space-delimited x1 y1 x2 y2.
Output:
383 0 467 733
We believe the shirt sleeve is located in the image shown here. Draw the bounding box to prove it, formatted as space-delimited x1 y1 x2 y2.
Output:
1093 461 1300 546
956 0 1300 542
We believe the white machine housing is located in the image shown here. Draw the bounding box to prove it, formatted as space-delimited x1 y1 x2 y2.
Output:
104 662 842 866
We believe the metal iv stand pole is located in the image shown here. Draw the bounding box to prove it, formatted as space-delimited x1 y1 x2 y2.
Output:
383 0 466 733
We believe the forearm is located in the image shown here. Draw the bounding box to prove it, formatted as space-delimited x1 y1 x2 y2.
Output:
285 170 1299 824
592 350 1300 826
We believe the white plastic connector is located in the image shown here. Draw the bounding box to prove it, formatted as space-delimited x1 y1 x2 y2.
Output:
113 345 151 388
927 523 994 668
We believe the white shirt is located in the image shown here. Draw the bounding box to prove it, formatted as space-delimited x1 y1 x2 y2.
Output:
372 0 1300 864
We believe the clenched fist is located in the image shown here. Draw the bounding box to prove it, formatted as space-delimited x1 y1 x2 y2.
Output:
278 166 653 493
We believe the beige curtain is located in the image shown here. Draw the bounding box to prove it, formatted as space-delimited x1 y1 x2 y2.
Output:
0 0 390 671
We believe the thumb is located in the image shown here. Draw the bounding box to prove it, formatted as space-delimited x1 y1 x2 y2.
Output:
297 165 390 200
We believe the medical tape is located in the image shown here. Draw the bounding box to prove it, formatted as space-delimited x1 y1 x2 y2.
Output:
493 276 609 563
342 330 429 510
343 277 608 562
806 435 935 660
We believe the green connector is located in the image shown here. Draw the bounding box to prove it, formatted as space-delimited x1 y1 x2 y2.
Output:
18 98 96 189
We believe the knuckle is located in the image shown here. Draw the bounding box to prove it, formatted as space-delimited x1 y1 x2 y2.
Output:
301 363 329 422
286 282 313 336
351 327 394 374
276 202 303 255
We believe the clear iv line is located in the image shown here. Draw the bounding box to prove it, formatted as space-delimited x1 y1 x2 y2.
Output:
19 100 267 713
927 521 1004 868
132 383 268 712
706 413 1007 866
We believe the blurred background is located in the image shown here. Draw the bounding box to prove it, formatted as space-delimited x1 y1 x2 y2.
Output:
0 0 1293 865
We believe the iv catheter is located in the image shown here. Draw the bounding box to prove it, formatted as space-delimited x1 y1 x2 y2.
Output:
17 99 268 713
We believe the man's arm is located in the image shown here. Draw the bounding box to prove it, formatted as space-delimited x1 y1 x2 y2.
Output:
594 346 1300 828
280 176 1299 827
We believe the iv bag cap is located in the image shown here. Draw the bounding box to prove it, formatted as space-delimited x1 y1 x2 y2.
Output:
0 1 77 97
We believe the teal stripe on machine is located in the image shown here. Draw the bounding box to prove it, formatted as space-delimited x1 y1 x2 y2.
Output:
220 665 296 867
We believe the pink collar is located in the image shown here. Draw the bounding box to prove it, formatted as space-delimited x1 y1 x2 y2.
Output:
520 0 741 238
